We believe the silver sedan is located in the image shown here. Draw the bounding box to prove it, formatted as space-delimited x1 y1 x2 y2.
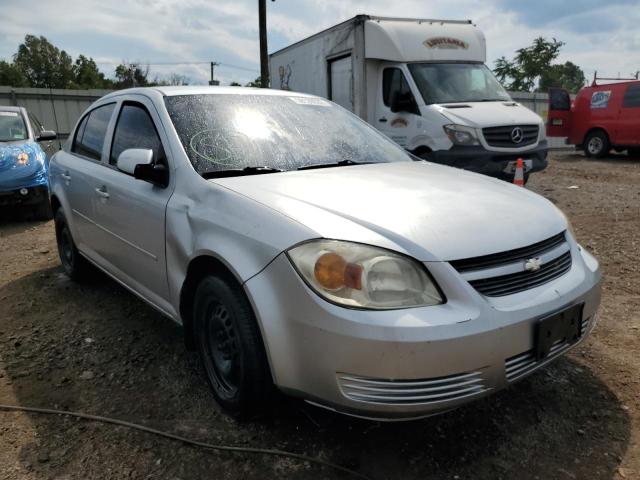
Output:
48 87 601 420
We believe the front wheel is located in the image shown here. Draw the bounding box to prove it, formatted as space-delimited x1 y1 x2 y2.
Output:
584 131 610 158
194 275 273 418
54 210 90 281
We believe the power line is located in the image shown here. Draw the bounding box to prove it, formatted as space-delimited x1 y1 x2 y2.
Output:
95 60 260 73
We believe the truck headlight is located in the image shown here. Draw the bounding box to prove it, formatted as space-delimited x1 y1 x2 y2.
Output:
443 124 480 146
287 240 443 309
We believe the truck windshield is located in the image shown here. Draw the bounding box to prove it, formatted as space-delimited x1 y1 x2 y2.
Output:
408 63 511 105
165 94 411 176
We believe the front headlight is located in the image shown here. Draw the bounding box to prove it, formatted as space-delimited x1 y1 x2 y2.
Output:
287 240 443 310
16 152 29 166
538 122 547 141
443 124 480 146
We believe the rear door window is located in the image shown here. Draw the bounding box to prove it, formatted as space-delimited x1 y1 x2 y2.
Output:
623 84 640 108
72 103 115 161
109 102 165 166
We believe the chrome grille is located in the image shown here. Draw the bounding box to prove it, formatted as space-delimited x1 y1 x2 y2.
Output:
469 250 572 297
505 317 590 382
482 124 539 148
337 371 489 406
450 232 572 297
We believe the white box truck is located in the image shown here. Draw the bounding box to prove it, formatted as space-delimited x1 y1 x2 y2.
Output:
269 15 548 180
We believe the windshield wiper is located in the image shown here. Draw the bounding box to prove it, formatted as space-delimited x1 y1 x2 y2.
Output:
297 159 375 171
202 166 283 179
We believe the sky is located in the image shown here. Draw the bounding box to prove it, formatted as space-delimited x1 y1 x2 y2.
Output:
0 0 638 86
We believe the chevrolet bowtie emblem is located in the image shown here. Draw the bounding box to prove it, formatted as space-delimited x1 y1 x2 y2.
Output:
524 257 543 272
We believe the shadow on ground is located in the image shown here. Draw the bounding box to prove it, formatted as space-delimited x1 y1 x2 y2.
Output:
0 266 630 480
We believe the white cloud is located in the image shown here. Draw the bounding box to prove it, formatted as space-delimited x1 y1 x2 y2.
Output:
0 0 637 85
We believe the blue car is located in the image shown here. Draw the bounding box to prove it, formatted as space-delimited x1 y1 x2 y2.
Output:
0 106 57 219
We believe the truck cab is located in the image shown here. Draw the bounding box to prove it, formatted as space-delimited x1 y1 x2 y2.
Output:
270 16 549 181
547 78 640 157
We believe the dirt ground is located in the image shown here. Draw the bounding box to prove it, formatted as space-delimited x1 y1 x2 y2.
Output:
0 151 639 480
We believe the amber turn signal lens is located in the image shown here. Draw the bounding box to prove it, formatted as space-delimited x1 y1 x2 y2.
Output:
314 252 362 291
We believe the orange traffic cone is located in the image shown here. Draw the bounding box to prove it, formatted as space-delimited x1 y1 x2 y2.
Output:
513 158 525 187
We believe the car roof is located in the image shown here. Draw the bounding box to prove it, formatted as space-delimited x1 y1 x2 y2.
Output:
100 86 318 101
0 106 24 113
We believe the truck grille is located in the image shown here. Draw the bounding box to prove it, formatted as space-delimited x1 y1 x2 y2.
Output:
482 125 539 148
450 232 572 297
337 371 489 405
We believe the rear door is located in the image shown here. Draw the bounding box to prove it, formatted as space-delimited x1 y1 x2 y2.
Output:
328 55 353 111
90 96 173 310
55 103 116 255
619 83 640 146
546 88 572 137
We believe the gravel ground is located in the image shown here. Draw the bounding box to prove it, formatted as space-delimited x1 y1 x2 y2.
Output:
0 151 639 480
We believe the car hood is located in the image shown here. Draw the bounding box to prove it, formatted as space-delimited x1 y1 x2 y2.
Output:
435 101 543 128
212 162 567 262
0 142 48 190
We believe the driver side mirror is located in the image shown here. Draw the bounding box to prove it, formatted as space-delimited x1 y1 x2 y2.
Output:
117 148 169 188
37 130 57 141
390 93 419 115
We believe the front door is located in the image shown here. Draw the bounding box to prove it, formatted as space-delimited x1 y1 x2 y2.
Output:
91 98 174 311
375 65 421 148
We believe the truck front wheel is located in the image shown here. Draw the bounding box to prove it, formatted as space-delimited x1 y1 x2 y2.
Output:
584 131 610 158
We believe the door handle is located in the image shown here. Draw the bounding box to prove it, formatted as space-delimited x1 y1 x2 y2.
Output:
378 117 388 123
61 172 71 181
95 187 110 199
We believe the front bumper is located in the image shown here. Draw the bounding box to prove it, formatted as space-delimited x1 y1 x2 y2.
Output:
427 141 548 178
244 242 601 420
0 184 49 207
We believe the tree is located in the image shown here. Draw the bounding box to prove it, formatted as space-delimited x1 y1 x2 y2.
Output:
114 63 152 88
539 61 586 94
0 61 28 87
230 81 242 86
494 37 566 92
73 55 112 89
13 35 75 88
245 76 264 87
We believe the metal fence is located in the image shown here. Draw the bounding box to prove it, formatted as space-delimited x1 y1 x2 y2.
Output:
0 86 570 148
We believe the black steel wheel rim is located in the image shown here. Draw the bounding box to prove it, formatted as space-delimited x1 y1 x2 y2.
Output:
201 302 241 398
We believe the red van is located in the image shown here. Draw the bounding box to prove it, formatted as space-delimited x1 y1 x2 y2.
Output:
547 79 640 157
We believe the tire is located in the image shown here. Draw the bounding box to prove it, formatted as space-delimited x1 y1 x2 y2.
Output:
194 274 273 418
34 198 52 221
584 131 610 158
54 210 90 281
628 148 640 158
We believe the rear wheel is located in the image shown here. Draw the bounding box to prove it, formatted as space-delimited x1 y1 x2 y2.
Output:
194 274 273 418
584 131 610 158
54 210 89 281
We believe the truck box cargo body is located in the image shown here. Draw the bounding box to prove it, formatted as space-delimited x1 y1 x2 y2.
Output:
270 15 548 180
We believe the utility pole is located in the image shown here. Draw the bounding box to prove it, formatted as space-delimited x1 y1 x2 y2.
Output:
209 61 220 86
258 0 272 88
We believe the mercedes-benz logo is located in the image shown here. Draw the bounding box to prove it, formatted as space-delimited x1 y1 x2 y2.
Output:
511 127 524 144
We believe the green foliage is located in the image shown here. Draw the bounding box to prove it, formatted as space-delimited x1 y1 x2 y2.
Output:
539 61 586 94
13 35 75 88
114 63 153 88
73 55 113 89
0 60 28 87
245 76 264 87
494 37 584 93
229 81 242 86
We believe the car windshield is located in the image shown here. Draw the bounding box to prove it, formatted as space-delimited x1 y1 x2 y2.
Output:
408 63 511 104
164 94 411 175
0 111 27 142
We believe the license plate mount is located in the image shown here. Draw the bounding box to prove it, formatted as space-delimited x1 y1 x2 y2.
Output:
535 303 584 360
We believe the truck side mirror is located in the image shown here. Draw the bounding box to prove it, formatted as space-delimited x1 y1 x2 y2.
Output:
390 92 419 115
